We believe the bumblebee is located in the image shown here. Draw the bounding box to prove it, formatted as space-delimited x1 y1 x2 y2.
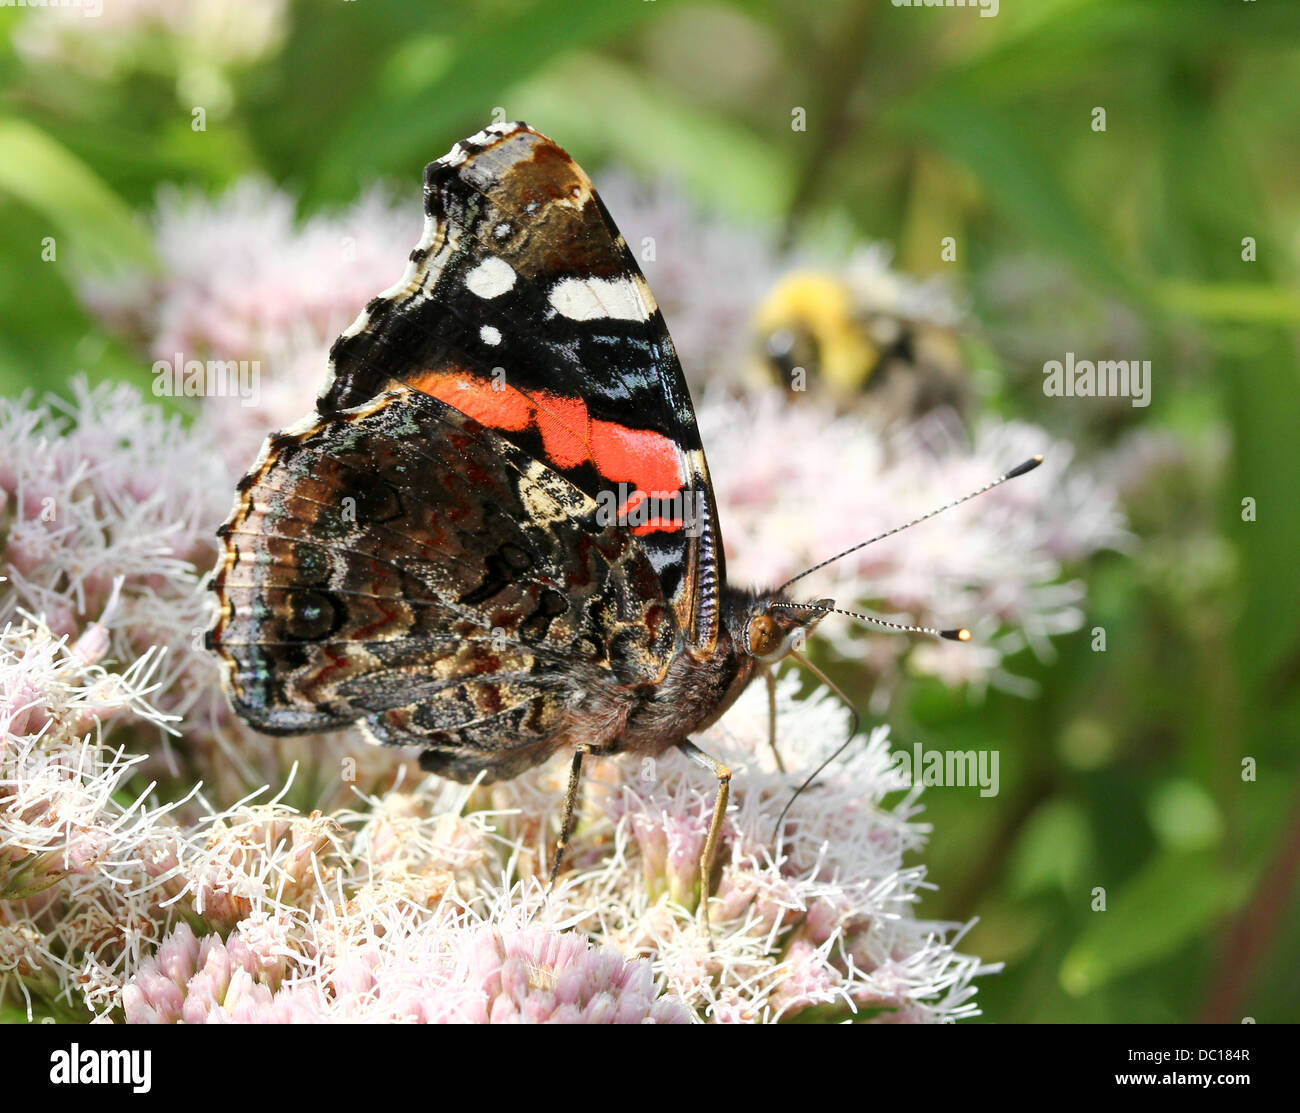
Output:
754 256 971 425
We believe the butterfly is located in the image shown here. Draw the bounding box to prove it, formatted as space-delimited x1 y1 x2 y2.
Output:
207 122 1038 916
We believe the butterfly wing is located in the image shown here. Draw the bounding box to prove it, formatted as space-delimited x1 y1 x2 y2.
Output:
209 385 676 783
321 122 726 653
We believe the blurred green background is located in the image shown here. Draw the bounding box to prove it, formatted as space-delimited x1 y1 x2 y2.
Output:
1 0 1297 1023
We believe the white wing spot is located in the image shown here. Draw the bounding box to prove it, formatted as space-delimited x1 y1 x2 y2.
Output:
494 222 512 240
465 257 516 299
549 276 649 322
480 325 502 346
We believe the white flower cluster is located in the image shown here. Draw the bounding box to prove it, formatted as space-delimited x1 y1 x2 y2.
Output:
0 161 1134 1024
0 614 186 1018
700 390 1129 701
80 181 418 468
16 0 290 82
73 174 1127 699
0 581 991 1022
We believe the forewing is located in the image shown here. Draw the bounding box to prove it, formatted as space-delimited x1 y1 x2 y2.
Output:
322 122 725 651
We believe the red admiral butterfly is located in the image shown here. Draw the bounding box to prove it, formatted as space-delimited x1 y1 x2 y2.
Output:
208 122 1039 913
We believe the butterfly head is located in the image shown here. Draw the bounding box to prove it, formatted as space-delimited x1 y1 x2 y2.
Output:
740 596 832 664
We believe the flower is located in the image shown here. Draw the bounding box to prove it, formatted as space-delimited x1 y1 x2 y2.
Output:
125 918 690 1024
576 673 996 1022
700 389 1129 700
16 0 290 93
1 560 993 1023
73 168 1128 702
0 613 187 1018
2 165 1061 1023
446 927 690 1024
0 381 225 713
122 921 323 1024
0 382 419 816
80 180 419 468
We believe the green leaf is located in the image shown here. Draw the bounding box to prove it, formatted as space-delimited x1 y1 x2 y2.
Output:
924 0 1300 101
1060 851 1249 996
1152 280 1300 325
1008 800 1092 898
888 95 1139 297
0 1000 31 1023
1147 779 1224 852
0 117 155 273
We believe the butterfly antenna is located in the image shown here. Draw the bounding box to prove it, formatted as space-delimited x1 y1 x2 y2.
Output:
772 600 971 642
770 648 859 844
773 455 1044 595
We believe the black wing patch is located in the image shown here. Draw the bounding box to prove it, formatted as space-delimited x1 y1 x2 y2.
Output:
320 122 725 651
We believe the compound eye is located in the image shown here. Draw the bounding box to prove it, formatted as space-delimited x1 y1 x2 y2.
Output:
746 614 781 658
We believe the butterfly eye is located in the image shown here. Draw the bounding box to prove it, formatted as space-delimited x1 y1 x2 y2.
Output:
746 614 781 659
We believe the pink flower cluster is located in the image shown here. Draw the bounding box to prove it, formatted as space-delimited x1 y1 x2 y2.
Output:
0 383 421 814
124 920 689 1024
5 165 1135 1025
16 0 290 83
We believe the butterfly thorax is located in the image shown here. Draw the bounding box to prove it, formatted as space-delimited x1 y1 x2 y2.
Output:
561 584 821 759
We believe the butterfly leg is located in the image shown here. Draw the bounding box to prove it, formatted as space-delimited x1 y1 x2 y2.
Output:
679 740 731 935
764 667 786 773
547 744 591 889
